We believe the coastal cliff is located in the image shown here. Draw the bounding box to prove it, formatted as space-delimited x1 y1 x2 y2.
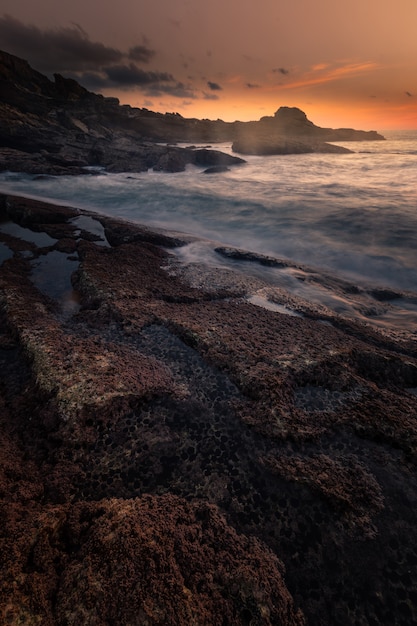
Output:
1 194 417 625
0 50 244 174
0 49 384 174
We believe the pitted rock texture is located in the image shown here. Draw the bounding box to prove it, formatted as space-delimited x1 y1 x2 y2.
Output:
2 497 304 626
1 193 417 626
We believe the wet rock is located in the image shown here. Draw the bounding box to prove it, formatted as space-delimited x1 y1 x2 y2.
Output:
0 193 80 224
1 193 417 626
232 137 353 155
192 148 244 167
1 497 304 626
202 165 231 174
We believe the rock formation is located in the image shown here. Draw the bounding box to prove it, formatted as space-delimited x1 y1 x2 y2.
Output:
231 107 384 155
1 193 417 625
0 50 384 174
0 50 244 174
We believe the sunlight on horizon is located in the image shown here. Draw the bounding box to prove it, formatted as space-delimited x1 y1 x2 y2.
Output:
112 89 417 131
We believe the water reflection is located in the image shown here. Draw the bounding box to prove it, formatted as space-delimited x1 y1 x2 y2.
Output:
30 250 81 317
0 241 13 265
0 221 57 247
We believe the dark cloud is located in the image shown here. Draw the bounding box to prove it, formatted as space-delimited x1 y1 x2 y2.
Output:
104 63 173 87
246 82 260 89
0 15 201 101
145 82 197 99
64 71 109 91
75 65 191 96
128 45 155 63
0 14 122 72
207 81 222 91
273 67 290 75
73 69 197 99
405 91 413 97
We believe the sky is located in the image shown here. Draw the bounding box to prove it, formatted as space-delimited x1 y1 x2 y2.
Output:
1 0 417 130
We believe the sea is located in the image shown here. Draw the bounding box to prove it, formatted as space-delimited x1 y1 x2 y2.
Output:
1 129 417 338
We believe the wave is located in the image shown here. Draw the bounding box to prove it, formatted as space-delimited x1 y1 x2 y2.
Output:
1 131 417 333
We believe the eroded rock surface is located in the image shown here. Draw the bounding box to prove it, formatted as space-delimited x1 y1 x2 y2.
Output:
1 193 417 625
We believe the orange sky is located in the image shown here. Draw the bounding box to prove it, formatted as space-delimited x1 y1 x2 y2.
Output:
1 0 417 129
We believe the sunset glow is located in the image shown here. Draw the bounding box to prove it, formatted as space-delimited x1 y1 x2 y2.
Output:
1 0 417 129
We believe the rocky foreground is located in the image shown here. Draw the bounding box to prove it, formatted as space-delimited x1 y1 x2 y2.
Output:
1 193 417 625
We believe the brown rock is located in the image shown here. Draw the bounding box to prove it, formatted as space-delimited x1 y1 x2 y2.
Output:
1 193 417 626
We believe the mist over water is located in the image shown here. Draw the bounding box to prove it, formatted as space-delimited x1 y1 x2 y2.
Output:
1 130 417 332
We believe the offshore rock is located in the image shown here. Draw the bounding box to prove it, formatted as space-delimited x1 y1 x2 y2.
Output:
271 106 384 141
1 193 417 625
231 106 383 155
231 136 353 155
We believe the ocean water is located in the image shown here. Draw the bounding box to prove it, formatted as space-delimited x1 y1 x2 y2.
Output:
1 130 417 335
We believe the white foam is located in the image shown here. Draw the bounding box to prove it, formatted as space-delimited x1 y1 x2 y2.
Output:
246 294 303 317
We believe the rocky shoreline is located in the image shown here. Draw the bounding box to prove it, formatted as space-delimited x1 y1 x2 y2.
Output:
1 50 384 176
1 193 417 625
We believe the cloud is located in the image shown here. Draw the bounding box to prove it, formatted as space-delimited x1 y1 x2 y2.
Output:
278 61 379 91
0 14 122 72
203 92 220 100
0 14 199 100
0 14 155 78
70 67 197 99
104 63 173 87
128 45 155 63
273 67 290 75
405 91 413 97
207 81 222 91
1 15 258 104
145 82 197 99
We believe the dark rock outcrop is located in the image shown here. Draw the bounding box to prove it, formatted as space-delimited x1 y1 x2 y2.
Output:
1 193 417 625
231 136 353 155
271 106 383 141
231 106 384 155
